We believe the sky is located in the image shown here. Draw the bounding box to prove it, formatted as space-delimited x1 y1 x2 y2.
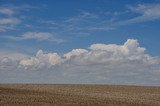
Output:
0 0 160 85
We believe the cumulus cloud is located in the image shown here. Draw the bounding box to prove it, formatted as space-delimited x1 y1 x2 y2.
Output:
64 49 88 59
0 39 160 85
20 50 61 67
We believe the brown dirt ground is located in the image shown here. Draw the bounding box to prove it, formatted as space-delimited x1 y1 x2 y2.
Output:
0 84 160 106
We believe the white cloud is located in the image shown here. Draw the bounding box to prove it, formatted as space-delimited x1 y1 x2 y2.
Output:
64 12 98 23
62 39 157 66
0 39 160 85
0 7 15 15
3 32 64 43
0 18 21 25
0 6 20 31
0 25 15 32
41 4 160 37
0 17 21 31
0 50 28 61
0 4 38 32
128 4 160 17
40 11 116 37
20 50 62 67
117 4 160 25
20 57 40 66
89 39 145 58
64 49 88 59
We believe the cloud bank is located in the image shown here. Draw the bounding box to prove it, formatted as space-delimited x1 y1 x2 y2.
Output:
0 39 160 85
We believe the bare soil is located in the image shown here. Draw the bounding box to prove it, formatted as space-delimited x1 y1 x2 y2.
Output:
0 84 160 106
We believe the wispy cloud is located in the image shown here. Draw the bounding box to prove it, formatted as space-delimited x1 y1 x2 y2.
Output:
1 4 39 12
3 32 64 43
0 18 21 25
63 12 115 32
0 7 15 15
0 5 19 31
0 25 15 32
40 4 160 37
1 3 159 35
115 4 160 26
0 4 38 32
40 11 116 37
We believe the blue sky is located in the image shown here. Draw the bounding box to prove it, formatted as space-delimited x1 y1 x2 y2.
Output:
0 0 160 55
0 0 160 85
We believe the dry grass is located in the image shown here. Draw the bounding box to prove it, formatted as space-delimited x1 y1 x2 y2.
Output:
0 84 160 106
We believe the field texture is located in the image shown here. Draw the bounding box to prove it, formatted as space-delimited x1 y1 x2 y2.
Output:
0 84 160 106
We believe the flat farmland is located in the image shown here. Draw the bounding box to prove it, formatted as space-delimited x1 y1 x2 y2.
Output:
0 84 160 106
